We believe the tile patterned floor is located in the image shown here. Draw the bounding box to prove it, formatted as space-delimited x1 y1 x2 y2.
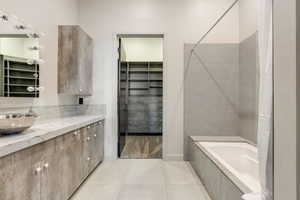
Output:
71 159 211 200
120 136 162 159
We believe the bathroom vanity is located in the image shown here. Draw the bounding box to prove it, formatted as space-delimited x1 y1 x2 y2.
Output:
0 9 103 200
0 115 105 200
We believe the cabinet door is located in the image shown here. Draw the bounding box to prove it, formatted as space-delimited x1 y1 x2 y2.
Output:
90 124 99 169
96 121 105 163
40 138 63 200
77 27 93 95
81 126 92 178
12 144 44 200
0 154 14 200
58 25 93 96
62 130 83 198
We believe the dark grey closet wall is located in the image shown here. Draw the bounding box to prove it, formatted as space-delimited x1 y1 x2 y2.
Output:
119 61 163 135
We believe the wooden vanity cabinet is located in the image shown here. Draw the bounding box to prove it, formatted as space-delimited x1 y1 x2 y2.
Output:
0 154 14 200
90 124 99 169
40 139 63 200
0 120 104 200
62 130 83 199
12 143 44 200
81 126 92 179
95 121 105 164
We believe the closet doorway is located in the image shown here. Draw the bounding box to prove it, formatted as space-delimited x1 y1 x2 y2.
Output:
117 35 163 159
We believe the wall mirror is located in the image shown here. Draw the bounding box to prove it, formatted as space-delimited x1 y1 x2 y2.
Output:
0 11 44 98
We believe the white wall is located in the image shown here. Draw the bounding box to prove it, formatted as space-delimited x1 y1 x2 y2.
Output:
122 38 163 62
0 0 79 108
274 0 297 199
239 0 258 41
79 0 239 160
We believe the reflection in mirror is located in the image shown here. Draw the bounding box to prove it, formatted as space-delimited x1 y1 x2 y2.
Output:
0 11 42 98
0 35 40 97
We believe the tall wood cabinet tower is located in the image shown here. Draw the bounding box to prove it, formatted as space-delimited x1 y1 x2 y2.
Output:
58 25 93 96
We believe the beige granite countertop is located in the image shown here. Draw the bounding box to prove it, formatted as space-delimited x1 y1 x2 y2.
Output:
0 114 105 158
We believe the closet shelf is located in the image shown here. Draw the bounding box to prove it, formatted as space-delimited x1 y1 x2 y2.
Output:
4 91 35 94
1 55 40 98
5 68 37 73
129 88 149 91
5 84 36 87
150 86 163 89
5 76 37 80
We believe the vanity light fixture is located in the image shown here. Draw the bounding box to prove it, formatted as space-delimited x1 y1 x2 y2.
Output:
36 86 45 92
27 59 45 65
15 24 27 30
29 46 43 51
0 10 45 39
27 86 45 92
27 86 35 92
1 9 46 98
0 12 9 22
27 32 45 39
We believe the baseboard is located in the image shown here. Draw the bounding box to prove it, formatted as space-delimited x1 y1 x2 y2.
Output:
163 154 184 161
104 156 118 161
120 132 163 136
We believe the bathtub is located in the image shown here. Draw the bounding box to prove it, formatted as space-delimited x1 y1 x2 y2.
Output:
199 142 261 193
188 138 261 200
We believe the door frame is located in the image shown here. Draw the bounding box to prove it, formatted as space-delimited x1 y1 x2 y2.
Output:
114 33 166 159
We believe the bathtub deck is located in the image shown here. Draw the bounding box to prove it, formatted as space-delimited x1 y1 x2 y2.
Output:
190 136 253 145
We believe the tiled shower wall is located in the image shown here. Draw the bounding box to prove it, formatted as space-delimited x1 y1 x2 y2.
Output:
184 33 259 159
239 33 259 144
184 43 240 159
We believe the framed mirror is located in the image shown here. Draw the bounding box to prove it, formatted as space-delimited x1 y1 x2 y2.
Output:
0 11 43 98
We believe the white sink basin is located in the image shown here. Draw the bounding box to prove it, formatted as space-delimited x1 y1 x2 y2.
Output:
0 113 37 135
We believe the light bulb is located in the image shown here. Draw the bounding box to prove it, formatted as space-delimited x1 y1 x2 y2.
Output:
27 59 45 65
0 11 9 22
29 46 43 51
27 32 45 38
37 59 45 64
15 24 27 30
27 87 35 92
36 86 45 92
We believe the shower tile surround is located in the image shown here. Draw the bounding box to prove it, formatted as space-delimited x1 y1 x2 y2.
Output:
184 33 259 159
239 33 259 144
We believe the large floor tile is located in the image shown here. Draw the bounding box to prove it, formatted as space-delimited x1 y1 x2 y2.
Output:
70 160 212 200
166 184 211 200
124 159 165 185
118 184 167 200
162 161 200 185
87 161 129 185
71 183 121 200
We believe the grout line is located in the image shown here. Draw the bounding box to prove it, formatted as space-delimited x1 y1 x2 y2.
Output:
160 159 169 200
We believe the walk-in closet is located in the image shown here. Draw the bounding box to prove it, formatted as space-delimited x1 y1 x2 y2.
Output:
118 36 163 159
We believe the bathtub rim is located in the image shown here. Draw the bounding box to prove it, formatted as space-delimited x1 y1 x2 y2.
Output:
189 136 256 194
